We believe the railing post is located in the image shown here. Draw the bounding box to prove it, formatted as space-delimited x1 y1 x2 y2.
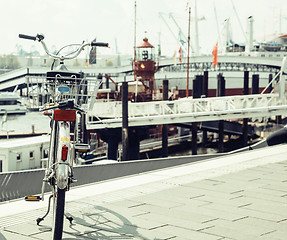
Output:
162 79 169 157
217 73 225 97
191 76 203 155
268 74 273 93
202 71 209 147
217 73 225 153
279 57 287 104
252 74 259 94
243 71 249 95
242 71 249 147
122 78 129 161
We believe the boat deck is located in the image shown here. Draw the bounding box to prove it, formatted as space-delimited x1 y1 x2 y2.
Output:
0 144 286 239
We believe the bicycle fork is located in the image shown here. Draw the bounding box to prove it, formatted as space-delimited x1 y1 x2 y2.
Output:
26 112 76 226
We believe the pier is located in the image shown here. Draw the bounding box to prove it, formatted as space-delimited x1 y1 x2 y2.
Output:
0 143 286 239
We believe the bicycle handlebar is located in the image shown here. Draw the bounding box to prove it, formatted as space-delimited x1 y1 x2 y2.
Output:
18 33 108 61
41 100 84 112
91 42 109 47
19 34 37 41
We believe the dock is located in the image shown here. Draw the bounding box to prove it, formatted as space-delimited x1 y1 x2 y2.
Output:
0 144 286 239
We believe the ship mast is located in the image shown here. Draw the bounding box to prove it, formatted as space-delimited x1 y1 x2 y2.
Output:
194 0 199 55
186 6 191 98
133 0 137 82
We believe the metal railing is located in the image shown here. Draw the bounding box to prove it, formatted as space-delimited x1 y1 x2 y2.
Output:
87 93 287 129
0 153 228 202
0 137 269 203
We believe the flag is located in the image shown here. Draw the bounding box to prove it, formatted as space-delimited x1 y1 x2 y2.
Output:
179 47 182 63
172 50 177 66
212 42 218 66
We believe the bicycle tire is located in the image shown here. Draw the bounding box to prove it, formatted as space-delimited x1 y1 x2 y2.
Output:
52 187 66 240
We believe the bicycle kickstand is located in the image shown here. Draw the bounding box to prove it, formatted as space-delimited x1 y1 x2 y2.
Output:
65 213 73 224
36 194 53 225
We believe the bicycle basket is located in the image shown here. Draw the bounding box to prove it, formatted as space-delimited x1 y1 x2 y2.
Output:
45 71 91 106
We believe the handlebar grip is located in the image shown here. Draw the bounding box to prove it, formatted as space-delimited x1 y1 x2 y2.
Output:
91 42 109 47
19 34 37 41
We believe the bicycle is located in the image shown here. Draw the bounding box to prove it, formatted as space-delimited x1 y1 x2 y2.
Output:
19 33 108 240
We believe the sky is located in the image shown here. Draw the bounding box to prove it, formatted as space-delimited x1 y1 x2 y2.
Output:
0 0 286 58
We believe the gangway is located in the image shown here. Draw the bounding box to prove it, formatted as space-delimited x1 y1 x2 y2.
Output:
86 93 287 129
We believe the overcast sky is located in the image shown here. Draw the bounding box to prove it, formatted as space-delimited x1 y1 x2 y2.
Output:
0 0 286 57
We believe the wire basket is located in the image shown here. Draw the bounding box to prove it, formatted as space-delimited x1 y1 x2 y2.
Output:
45 71 100 108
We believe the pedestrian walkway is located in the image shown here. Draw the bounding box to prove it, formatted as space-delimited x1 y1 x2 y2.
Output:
0 144 286 239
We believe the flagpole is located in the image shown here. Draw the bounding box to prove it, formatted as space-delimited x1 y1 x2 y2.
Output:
186 6 191 98
133 0 138 102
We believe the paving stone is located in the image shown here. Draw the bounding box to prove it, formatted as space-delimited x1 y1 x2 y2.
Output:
130 195 184 209
241 200 287 216
151 225 220 240
33 229 98 240
210 218 277 236
257 229 287 240
181 183 244 199
234 217 284 231
204 201 287 222
131 211 215 232
192 205 247 222
90 221 139 238
135 226 176 240
198 194 252 208
126 214 174 231
200 225 261 240
261 182 287 193
242 189 287 204
133 203 220 224
107 199 146 209
0 230 40 240
3 221 49 237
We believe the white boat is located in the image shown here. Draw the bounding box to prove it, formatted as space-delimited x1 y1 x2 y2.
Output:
0 92 27 115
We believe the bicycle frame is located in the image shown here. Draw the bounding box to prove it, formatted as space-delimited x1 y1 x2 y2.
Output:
19 33 108 240
50 114 75 190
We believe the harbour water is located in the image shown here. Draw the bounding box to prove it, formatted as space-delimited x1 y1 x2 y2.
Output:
0 111 50 139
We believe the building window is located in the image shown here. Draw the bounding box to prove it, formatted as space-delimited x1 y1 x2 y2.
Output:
16 153 21 161
43 149 49 158
29 151 34 159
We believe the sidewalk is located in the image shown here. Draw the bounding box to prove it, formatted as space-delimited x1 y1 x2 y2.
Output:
0 144 286 240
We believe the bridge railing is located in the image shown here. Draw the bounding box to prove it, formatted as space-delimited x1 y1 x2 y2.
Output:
87 93 284 129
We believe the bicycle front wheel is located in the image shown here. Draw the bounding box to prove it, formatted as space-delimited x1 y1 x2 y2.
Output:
52 187 66 240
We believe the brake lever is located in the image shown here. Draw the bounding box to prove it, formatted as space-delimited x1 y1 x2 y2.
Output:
40 100 85 113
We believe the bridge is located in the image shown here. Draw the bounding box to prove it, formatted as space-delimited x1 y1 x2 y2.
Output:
158 55 283 73
0 55 284 92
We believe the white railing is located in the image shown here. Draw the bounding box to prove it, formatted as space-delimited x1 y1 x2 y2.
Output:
87 93 287 129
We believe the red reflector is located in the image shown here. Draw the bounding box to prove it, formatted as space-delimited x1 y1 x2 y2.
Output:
54 110 76 121
61 145 68 161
